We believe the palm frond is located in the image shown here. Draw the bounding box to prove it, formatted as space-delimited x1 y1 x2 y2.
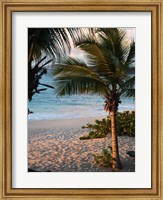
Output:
98 28 127 62
119 76 135 98
53 57 102 81
28 28 77 63
78 43 112 76
54 74 108 96
125 41 135 66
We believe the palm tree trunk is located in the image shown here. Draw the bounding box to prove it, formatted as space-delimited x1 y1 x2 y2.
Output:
110 109 123 171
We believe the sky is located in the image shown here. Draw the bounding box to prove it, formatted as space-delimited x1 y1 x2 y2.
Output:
125 28 135 41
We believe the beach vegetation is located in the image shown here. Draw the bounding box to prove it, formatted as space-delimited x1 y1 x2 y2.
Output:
80 118 110 139
80 111 135 140
92 146 113 168
53 28 135 171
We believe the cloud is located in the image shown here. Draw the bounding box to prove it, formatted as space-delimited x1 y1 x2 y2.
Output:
70 47 87 61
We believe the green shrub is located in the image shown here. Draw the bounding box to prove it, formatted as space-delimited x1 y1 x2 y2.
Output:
80 118 110 140
80 111 135 140
92 146 113 168
116 111 135 137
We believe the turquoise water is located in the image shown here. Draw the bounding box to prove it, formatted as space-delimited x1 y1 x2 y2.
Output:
28 70 135 120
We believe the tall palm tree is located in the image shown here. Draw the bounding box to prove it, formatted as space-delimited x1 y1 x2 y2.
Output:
53 28 135 171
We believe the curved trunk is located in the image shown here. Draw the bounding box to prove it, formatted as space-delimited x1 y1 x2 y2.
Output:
110 109 123 171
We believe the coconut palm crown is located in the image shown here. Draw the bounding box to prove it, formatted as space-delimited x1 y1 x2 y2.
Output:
53 28 135 170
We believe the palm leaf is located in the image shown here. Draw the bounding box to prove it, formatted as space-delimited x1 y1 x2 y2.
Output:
119 76 135 98
125 41 135 66
54 74 108 96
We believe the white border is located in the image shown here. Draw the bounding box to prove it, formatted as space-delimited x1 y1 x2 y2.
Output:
12 12 151 188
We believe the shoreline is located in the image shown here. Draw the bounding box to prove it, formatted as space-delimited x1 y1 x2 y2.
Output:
28 116 107 130
28 110 135 130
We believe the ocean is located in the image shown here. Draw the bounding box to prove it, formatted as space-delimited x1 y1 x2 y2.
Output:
28 70 135 121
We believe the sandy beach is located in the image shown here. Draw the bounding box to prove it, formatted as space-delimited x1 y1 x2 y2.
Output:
28 117 135 172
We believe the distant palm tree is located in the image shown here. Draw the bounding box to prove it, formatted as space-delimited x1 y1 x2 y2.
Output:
53 28 135 171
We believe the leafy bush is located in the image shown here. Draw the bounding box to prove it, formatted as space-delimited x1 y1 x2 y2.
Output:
116 111 135 137
80 118 111 140
80 111 135 140
92 146 113 168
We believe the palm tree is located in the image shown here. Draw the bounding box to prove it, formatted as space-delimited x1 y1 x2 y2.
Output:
28 28 80 112
53 28 135 171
